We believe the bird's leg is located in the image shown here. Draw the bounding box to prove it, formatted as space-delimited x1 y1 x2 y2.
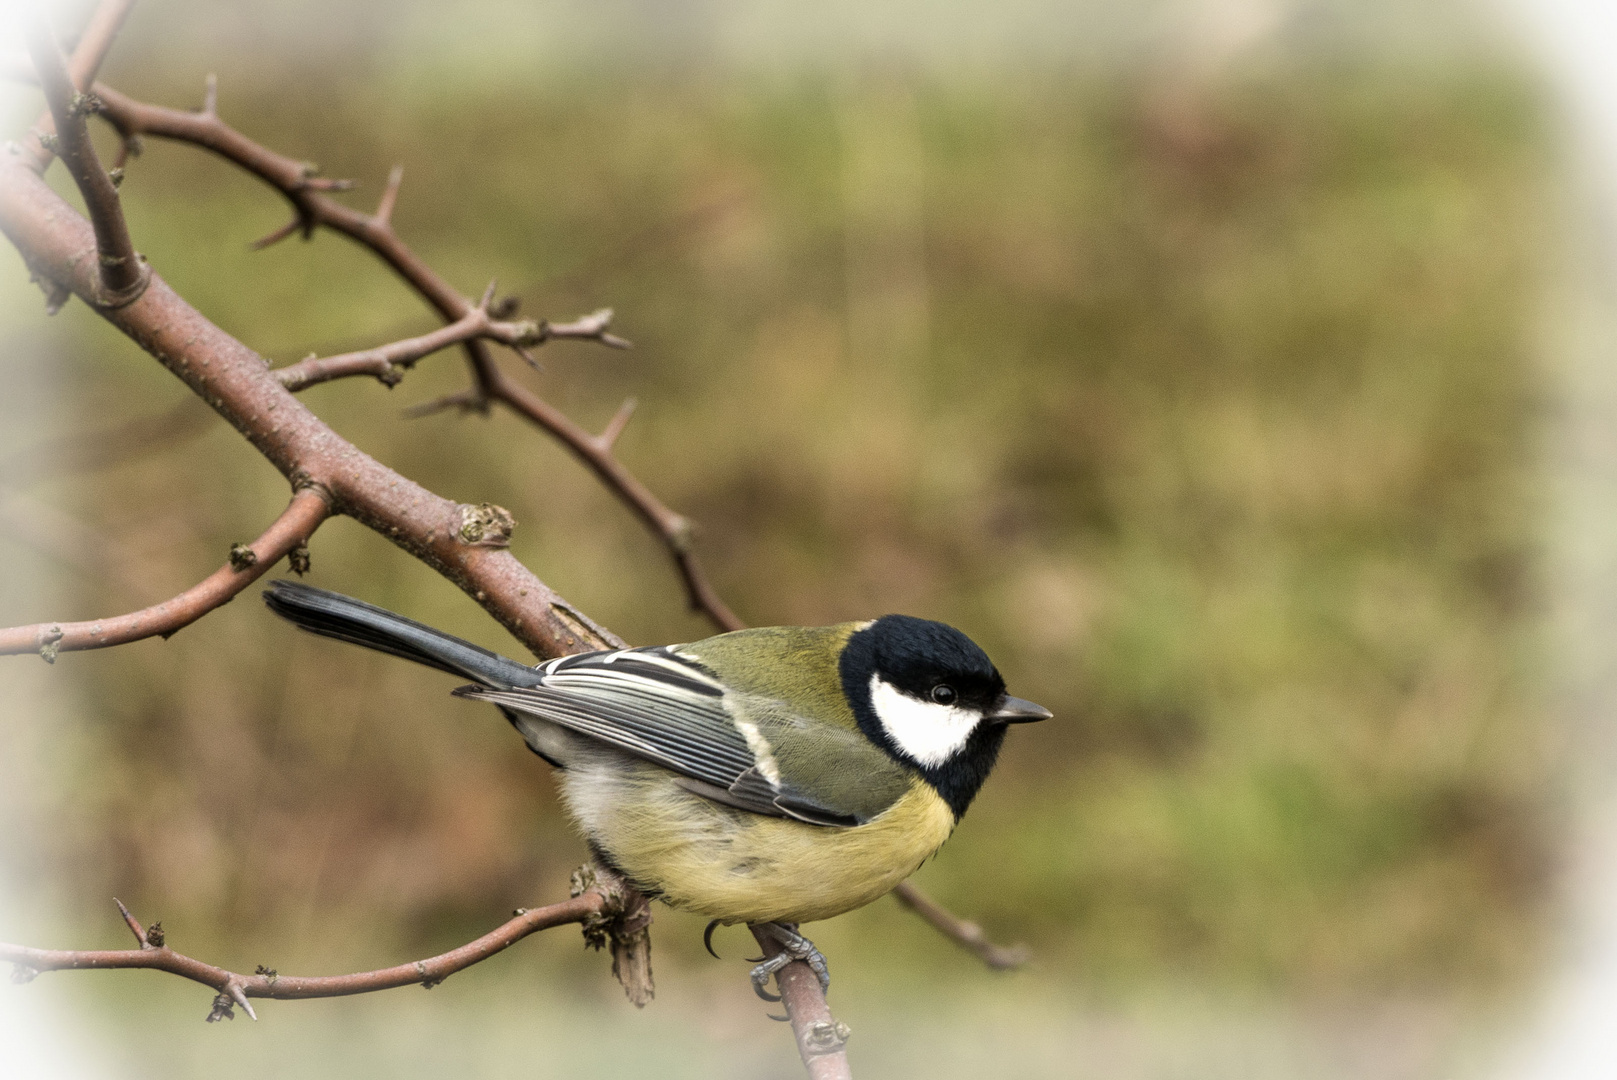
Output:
746 921 831 1001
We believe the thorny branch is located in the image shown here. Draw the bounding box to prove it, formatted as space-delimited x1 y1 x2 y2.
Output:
19 0 135 171
0 489 328 659
25 15 147 306
891 881 1029 969
0 869 652 1020
274 282 547 392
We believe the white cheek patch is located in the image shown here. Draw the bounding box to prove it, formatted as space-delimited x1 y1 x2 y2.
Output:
868 674 982 768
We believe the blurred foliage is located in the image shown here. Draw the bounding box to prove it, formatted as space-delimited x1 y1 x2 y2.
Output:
0 24 1553 1051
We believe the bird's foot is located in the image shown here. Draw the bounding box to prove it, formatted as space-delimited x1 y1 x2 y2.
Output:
747 922 830 1001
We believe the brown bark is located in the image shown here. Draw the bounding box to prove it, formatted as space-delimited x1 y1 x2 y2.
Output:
0 489 328 658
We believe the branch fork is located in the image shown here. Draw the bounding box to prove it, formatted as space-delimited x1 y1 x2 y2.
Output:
0 865 640 1022
0 490 330 659
25 15 148 308
571 865 654 1006
272 284 553 393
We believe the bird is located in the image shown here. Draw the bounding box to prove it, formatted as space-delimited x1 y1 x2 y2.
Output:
261 579 1050 998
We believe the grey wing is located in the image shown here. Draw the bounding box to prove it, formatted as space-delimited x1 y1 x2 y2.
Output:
454 647 861 827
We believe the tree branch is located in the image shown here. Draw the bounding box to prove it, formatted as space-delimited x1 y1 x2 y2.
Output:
890 881 1029 970
18 0 136 170
1 879 624 1022
543 307 632 350
751 926 853 1080
25 15 148 306
273 292 547 392
478 365 747 631
0 488 328 660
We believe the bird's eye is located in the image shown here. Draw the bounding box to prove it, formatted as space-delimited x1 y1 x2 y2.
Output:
931 684 957 705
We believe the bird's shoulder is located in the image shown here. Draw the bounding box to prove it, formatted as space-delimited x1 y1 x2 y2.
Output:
674 622 871 732
677 623 913 821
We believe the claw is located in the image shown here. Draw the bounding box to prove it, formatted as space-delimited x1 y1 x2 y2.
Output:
704 919 722 960
752 973 783 1002
745 921 832 1002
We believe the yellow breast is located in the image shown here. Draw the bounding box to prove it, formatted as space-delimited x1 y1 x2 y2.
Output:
561 756 956 925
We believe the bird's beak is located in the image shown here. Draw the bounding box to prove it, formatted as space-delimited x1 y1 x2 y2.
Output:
986 695 1052 724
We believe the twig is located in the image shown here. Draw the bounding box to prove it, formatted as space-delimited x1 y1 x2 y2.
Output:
890 881 1029 970
543 308 632 349
1 887 612 1021
750 926 853 1080
479 364 745 630
0 489 329 660
597 397 637 451
18 0 136 170
274 298 545 393
25 16 148 306
248 216 301 251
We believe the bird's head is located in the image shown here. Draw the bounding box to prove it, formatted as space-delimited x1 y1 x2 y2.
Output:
839 615 1050 818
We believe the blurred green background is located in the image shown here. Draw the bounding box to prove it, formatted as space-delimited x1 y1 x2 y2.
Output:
0 0 1563 1076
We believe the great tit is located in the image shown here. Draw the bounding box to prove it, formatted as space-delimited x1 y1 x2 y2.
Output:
262 579 1049 995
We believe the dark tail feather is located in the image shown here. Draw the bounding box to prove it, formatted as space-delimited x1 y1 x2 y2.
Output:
262 580 541 689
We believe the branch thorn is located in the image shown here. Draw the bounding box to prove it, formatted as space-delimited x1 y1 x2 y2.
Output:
477 277 498 312
374 164 403 227
542 308 632 349
249 216 302 251
201 73 217 117
114 897 146 946
228 982 257 1020
597 397 637 452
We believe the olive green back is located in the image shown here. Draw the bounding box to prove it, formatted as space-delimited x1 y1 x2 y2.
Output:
679 624 868 731
681 623 915 822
